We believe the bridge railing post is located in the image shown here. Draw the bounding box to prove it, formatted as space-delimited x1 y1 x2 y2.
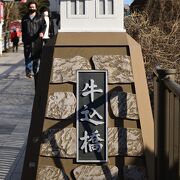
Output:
153 69 176 180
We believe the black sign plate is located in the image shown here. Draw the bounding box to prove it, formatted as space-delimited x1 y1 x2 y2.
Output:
76 70 108 162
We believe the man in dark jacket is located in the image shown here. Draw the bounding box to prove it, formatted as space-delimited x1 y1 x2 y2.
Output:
21 1 46 83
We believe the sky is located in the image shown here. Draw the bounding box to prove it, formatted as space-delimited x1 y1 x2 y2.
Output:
124 0 133 5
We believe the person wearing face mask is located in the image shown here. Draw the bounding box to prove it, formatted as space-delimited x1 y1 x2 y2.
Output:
21 1 46 87
40 6 54 45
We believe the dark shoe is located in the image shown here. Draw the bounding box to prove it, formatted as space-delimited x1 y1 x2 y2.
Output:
26 73 33 79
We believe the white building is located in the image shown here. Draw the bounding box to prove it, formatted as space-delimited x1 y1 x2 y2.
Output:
50 0 125 32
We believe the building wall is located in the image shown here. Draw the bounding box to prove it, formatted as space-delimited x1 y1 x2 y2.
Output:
60 0 125 32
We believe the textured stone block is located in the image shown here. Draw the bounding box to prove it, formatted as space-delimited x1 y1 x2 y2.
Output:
45 92 76 119
40 128 76 158
73 165 118 180
110 91 139 119
51 56 91 83
37 166 69 180
123 165 147 180
92 55 134 83
40 127 144 158
108 127 144 156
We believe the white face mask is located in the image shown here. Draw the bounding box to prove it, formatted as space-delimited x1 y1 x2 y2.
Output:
43 11 49 16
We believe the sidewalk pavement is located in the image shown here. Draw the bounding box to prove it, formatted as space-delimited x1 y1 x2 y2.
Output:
0 46 35 180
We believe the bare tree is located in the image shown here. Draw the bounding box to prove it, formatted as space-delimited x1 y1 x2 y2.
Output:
3 2 19 51
4 2 20 31
146 0 180 25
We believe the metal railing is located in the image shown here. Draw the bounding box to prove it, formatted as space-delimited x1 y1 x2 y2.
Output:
153 69 180 180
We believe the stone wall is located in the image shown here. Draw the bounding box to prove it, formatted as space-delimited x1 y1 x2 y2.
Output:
36 54 147 179
22 33 153 180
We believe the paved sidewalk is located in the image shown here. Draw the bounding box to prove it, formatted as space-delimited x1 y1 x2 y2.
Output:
0 47 35 180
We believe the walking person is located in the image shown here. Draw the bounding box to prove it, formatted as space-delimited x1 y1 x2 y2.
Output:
11 29 19 52
21 1 46 87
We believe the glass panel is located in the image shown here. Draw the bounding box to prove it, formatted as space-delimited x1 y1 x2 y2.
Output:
79 0 85 15
108 0 114 14
99 0 105 15
71 0 76 15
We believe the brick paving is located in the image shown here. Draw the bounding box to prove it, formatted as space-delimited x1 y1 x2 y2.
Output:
0 47 34 180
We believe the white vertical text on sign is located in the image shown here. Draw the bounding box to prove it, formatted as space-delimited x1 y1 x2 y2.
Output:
76 70 108 162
